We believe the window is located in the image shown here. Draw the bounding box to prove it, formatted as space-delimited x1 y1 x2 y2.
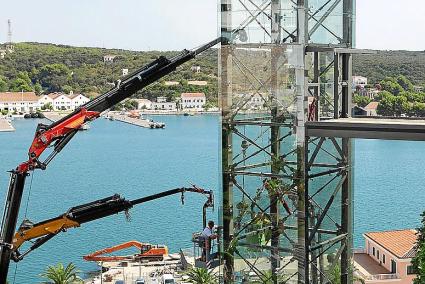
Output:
373 247 375 256
407 265 416 275
383 254 386 264
377 250 380 259
391 259 397 274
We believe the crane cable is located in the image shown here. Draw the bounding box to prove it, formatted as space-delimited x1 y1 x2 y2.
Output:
12 263 18 284
23 171 35 219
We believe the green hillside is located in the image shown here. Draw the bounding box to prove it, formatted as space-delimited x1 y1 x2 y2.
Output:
0 42 218 104
353 50 425 85
0 42 424 105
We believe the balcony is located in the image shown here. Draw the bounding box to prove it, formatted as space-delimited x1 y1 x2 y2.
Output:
353 249 400 283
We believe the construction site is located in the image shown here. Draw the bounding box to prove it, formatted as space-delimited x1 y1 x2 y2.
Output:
1 1 425 284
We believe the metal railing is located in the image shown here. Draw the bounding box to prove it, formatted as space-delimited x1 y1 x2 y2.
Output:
367 273 400 281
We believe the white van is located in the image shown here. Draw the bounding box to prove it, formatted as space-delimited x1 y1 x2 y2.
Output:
161 273 175 284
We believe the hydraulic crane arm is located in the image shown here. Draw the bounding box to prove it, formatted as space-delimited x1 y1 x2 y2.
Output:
11 186 213 262
20 37 222 174
0 37 221 282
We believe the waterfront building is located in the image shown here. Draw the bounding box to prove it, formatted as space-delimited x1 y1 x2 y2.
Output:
151 97 176 111
354 229 417 284
43 92 89 111
181 93 206 110
38 94 54 108
68 92 90 109
135 99 152 110
0 92 40 113
48 93 73 110
234 93 268 110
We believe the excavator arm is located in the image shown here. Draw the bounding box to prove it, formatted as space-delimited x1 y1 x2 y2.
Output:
0 37 221 282
11 186 213 262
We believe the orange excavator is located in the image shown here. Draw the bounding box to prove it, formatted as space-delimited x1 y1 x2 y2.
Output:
83 241 168 262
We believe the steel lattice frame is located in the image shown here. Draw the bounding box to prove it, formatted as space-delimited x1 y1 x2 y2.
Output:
219 0 355 283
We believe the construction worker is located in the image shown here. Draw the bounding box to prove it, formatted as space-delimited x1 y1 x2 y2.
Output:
201 220 217 262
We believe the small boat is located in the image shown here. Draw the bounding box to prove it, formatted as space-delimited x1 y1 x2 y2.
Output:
79 123 90 131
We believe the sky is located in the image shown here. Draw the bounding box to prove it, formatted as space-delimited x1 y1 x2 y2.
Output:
0 0 423 51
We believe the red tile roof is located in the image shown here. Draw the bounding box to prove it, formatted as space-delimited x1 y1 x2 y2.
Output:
364 229 417 259
0 92 38 102
47 93 63 99
365 102 379 110
181 92 206 98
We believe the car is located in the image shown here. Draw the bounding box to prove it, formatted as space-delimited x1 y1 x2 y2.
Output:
161 273 175 284
114 281 125 284
135 278 145 284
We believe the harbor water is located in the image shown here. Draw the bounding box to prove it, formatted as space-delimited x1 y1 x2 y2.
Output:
1 115 425 283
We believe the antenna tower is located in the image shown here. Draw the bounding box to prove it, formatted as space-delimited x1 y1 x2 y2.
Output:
7 19 12 43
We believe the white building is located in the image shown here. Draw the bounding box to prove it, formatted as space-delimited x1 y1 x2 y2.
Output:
191 65 201 73
103 55 116 63
164 81 180 86
234 93 268 110
46 92 89 111
0 92 90 113
353 76 368 89
48 93 72 110
69 92 90 109
181 93 206 110
151 97 176 111
187 80 208 86
38 94 54 108
135 99 152 110
0 92 40 113
122 69 129 76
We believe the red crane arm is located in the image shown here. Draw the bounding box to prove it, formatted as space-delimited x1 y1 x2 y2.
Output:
17 108 100 173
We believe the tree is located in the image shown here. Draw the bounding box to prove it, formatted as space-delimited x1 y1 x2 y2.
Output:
352 95 372 108
9 78 33 92
186 267 217 284
397 75 414 91
0 76 8 91
374 90 393 102
36 63 71 92
412 212 425 283
407 102 425 117
325 263 365 284
41 102 53 111
123 99 138 110
377 95 395 116
39 263 82 284
34 83 43 95
380 78 404 95
393 96 409 116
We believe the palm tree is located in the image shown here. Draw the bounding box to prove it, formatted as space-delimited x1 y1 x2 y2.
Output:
186 267 217 284
40 262 82 284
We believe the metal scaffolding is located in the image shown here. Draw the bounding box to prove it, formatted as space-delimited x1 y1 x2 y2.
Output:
219 0 356 283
